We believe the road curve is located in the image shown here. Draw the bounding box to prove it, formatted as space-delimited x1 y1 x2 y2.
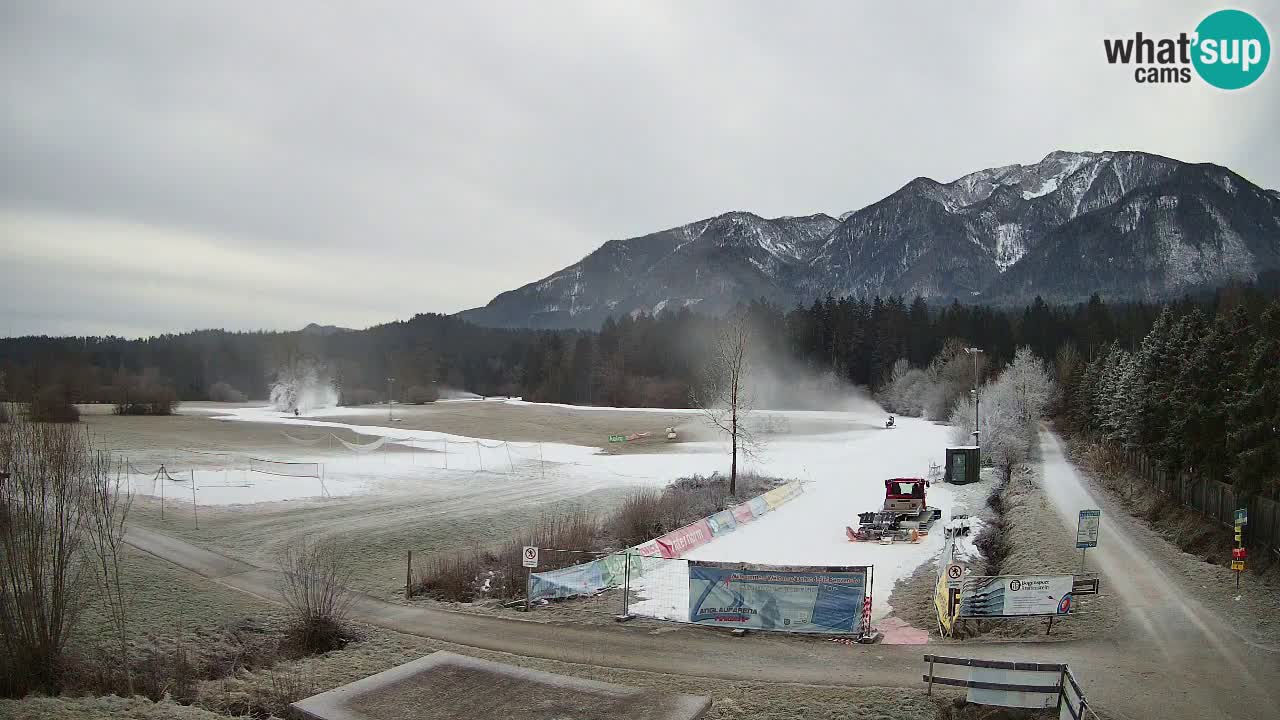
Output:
126 447 1280 720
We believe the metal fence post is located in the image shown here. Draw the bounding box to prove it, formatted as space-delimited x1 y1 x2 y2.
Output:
405 550 412 600
617 552 634 622
1056 668 1066 712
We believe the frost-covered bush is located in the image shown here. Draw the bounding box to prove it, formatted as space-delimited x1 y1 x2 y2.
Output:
949 346 1056 480
878 359 933 417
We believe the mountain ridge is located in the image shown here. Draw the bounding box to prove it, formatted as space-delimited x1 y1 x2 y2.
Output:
459 150 1280 328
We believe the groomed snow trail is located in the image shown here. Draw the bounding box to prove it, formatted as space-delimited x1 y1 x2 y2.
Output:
632 413 992 621
1037 429 1279 717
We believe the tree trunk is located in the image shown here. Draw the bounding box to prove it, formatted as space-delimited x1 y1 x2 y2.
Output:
730 428 738 495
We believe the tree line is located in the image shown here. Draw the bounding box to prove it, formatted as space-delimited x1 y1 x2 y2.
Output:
1059 300 1280 497
1 286 1274 412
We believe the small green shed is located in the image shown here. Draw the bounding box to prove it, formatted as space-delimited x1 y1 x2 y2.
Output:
946 446 981 485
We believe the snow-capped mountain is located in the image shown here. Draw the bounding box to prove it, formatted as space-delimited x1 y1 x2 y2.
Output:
459 151 1280 328
460 212 838 328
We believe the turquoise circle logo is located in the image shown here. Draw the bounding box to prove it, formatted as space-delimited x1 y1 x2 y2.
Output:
1192 9 1270 89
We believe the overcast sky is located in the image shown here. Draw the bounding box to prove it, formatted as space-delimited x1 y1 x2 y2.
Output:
3 1 1277 337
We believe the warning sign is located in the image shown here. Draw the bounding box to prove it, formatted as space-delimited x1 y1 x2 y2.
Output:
946 563 964 588
1232 560 1245 571
522 546 538 568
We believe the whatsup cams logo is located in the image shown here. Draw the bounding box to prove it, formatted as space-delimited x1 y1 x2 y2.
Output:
1103 9 1270 89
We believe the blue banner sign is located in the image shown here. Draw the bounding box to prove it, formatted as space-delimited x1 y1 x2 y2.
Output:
688 562 867 634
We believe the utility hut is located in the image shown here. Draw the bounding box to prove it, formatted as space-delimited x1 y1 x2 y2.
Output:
945 446 981 485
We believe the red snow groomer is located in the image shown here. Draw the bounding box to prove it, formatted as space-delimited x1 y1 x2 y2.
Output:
846 478 942 543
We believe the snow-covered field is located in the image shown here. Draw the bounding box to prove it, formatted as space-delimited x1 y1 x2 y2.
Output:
627 412 992 620
122 400 984 619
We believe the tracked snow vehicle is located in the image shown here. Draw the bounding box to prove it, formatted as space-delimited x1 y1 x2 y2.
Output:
845 478 942 543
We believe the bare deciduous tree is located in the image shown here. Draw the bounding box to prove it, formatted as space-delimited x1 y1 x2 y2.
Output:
84 453 134 694
692 310 756 495
277 536 354 652
0 417 95 694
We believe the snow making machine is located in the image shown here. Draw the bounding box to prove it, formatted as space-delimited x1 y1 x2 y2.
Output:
846 478 942 543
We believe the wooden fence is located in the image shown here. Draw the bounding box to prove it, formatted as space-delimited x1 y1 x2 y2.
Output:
1124 449 1280 559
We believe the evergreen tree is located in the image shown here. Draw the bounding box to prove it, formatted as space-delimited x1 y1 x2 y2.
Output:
1227 305 1278 494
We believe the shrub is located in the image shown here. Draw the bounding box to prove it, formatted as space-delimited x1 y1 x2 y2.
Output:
0 415 109 695
114 386 179 416
416 552 484 601
608 473 779 547
113 372 180 416
415 507 598 601
276 537 354 654
612 487 665 547
29 385 79 423
403 384 439 404
208 381 247 403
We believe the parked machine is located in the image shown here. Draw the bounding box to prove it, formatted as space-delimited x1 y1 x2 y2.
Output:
846 478 942 543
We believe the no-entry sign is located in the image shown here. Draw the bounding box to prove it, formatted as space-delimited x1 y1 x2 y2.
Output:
522 545 538 568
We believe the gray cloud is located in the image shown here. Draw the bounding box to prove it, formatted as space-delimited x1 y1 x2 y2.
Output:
3 1 1278 336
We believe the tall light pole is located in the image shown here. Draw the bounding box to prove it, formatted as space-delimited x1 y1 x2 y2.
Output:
386 377 395 420
965 348 983 447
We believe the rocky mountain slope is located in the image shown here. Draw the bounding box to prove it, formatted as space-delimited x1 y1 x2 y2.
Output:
460 151 1280 328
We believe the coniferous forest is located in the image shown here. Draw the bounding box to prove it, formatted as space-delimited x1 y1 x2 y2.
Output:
1 286 1277 495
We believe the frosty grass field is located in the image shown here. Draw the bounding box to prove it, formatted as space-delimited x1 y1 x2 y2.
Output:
116 399 988 620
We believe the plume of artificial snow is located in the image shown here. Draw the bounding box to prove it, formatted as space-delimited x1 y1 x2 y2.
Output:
269 359 338 413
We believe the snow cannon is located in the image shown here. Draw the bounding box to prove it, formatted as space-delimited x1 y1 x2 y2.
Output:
845 478 942 543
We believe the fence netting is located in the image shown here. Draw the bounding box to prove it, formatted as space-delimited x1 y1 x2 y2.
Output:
249 457 321 478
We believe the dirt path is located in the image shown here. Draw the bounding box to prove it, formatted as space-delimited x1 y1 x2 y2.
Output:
126 521 1279 719
1037 429 1280 717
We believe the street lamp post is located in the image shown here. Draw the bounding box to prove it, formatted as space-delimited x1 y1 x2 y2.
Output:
964 348 983 447
386 377 395 421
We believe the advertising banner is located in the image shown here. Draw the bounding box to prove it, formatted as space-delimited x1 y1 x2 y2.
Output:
528 561 605 601
731 502 756 525
959 575 1074 618
632 540 662 557
763 481 802 510
655 518 714 558
688 562 867 634
528 481 805 602
707 510 737 536
598 552 627 587
934 573 959 635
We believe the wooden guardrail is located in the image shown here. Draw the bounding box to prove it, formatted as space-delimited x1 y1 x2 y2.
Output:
923 654 1093 718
